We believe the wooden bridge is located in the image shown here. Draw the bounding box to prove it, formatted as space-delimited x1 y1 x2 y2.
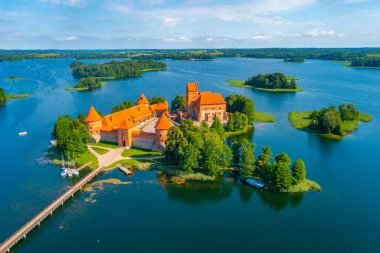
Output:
117 164 133 175
0 165 104 253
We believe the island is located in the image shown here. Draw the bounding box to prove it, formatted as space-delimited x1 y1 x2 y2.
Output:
66 60 167 91
4 76 25 81
0 88 31 105
49 82 318 193
284 57 305 63
65 77 107 91
227 72 303 92
289 104 373 140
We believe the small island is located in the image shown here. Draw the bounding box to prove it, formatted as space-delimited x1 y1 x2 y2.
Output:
67 60 167 91
4 76 25 81
0 88 31 105
227 72 303 92
66 77 107 91
289 104 373 140
284 57 305 63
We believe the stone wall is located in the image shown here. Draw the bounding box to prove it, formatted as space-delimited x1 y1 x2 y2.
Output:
100 130 118 144
132 132 157 150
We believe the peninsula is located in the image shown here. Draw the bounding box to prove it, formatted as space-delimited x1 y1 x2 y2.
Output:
0 88 31 105
289 104 373 140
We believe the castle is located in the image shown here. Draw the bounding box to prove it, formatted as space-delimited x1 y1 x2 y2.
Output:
84 83 227 151
184 82 228 122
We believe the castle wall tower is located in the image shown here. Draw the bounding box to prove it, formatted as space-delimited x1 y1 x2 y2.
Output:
154 113 173 149
136 93 149 108
84 106 102 137
186 82 199 109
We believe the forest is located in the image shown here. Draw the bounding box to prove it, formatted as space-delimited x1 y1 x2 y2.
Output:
2 48 380 63
70 60 167 79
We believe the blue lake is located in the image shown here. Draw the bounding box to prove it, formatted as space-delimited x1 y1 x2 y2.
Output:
0 58 380 253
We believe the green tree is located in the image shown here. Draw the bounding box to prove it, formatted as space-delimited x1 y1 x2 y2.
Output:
256 146 272 172
182 143 201 173
226 112 248 131
292 159 306 184
321 109 342 134
149 96 166 104
240 140 255 177
171 95 186 111
165 126 187 165
275 152 292 167
201 132 230 176
210 117 225 140
271 162 293 191
200 120 210 133
225 94 255 122
112 100 134 113
0 88 6 105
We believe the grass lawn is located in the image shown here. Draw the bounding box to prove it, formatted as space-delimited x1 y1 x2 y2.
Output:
4 77 25 81
122 147 162 158
92 146 109 155
226 80 303 92
105 158 155 171
88 141 119 149
75 151 99 169
225 125 254 137
254 112 275 123
154 163 217 181
6 94 31 99
285 179 321 193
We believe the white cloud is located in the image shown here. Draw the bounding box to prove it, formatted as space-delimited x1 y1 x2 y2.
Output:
105 1 132 14
40 0 86 7
305 29 335 37
253 34 271 40
161 17 180 27
163 36 191 42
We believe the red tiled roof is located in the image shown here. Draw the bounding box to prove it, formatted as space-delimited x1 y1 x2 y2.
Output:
150 102 168 113
85 106 102 122
155 113 172 130
186 82 198 92
136 93 149 105
197 92 226 105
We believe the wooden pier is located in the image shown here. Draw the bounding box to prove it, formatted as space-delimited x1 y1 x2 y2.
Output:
117 164 133 175
0 165 103 253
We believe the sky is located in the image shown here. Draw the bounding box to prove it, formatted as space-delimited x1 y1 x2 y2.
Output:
0 0 380 49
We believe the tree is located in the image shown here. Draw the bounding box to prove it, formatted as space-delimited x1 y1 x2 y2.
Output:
240 140 255 177
271 162 293 191
200 120 210 133
171 95 186 111
292 159 306 184
180 118 196 137
321 109 342 134
112 100 134 113
245 72 298 90
0 88 6 105
225 94 255 122
201 132 231 176
275 153 292 167
339 104 358 121
226 112 248 131
149 96 166 105
165 126 187 165
255 146 272 172
182 143 201 173
210 117 225 140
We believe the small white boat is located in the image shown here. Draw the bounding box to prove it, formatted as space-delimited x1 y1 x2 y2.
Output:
67 169 73 177
18 131 28 137
72 170 79 176
61 169 67 177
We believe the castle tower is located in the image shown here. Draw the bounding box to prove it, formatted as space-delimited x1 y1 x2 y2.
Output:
136 93 149 108
186 82 199 109
84 106 102 137
154 113 172 147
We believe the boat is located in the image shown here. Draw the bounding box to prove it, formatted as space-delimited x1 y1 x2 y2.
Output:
18 131 27 137
244 178 266 189
72 169 79 176
67 169 73 177
61 169 67 177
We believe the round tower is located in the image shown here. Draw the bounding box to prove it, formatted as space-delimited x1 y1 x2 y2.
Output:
84 106 102 136
154 113 173 148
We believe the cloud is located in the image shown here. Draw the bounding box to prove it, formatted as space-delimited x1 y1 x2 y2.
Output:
105 1 132 14
161 17 180 26
305 29 336 37
163 36 191 42
253 34 272 40
40 0 87 7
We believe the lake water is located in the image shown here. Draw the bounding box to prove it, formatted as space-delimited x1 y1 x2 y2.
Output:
0 58 380 253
